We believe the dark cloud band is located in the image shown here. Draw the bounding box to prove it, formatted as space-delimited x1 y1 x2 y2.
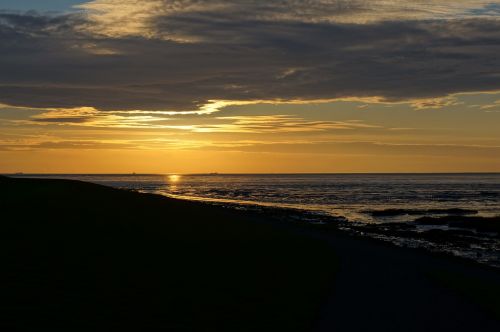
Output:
1 4 500 112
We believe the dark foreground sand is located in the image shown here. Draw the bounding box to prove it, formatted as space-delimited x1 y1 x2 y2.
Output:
1 176 499 331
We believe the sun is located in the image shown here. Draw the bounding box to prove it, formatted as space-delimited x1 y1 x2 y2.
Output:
168 174 181 183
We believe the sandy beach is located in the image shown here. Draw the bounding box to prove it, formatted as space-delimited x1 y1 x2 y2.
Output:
1 175 499 331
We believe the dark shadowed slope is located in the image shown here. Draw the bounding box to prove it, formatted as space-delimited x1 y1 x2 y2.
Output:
0 176 499 331
0 176 336 331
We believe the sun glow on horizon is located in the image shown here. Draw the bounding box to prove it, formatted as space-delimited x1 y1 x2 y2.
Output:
168 174 181 183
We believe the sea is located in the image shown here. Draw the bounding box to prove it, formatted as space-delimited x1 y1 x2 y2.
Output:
11 173 500 266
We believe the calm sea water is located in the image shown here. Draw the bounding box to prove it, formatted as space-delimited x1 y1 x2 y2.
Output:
13 173 500 223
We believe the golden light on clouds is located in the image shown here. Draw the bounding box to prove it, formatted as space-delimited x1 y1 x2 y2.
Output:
1 90 500 173
77 0 500 39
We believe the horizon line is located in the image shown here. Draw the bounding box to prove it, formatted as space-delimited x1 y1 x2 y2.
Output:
4 172 500 176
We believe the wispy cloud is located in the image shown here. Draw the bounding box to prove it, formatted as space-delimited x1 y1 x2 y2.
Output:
24 108 382 133
191 116 381 133
411 97 463 110
480 99 500 109
28 107 172 128
77 1 500 39
215 140 500 157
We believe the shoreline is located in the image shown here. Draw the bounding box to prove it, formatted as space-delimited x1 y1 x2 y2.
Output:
143 190 500 269
1 176 499 330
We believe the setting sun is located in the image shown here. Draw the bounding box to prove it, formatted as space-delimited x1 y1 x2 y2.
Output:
168 174 181 183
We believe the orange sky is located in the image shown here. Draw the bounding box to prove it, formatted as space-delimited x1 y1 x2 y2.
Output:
1 94 500 173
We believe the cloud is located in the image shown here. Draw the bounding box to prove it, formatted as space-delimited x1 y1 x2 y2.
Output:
28 107 174 128
411 97 463 110
175 116 381 133
0 139 135 151
24 108 382 133
1 1 500 114
216 140 500 157
77 1 500 39
480 99 500 109
3 133 499 158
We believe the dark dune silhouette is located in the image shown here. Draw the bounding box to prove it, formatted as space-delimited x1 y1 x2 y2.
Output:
0 176 335 331
1 176 499 331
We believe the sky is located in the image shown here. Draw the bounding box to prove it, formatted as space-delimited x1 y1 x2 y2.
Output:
0 1 85 11
1 1 500 173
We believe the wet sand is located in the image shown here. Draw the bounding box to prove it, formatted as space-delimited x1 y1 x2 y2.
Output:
1 175 499 331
